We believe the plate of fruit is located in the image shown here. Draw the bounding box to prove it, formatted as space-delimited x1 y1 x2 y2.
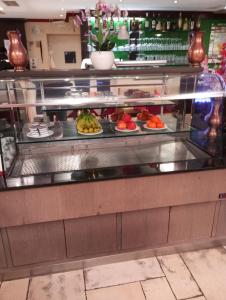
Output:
76 110 103 135
143 115 167 130
136 109 152 122
115 113 139 132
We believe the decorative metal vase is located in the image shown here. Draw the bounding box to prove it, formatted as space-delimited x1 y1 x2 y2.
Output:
188 31 205 67
208 98 221 138
7 30 28 71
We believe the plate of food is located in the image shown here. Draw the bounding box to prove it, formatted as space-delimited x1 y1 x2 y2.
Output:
27 130 54 139
115 120 140 132
143 123 167 130
76 110 103 136
136 109 152 122
78 129 103 136
143 115 167 130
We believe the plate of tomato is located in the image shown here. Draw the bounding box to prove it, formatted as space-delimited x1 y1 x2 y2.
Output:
143 115 167 130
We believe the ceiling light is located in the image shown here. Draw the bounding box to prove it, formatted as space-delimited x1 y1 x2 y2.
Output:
60 14 64 17
0 6 3 11
2 1 19 6
174 0 178 3
224 5 226 9
61 7 64 11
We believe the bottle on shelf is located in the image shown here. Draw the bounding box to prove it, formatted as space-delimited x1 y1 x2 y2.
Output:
166 15 171 31
139 18 143 31
131 17 136 31
178 12 183 30
190 16 195 31
110 18 114 31
116 18 120 31
94 17 99 30
172 21 177 31
196 16 201 31
151 13 156 31
87 18 92 32
156 13 162 31
145 12 150 29
162 20 166 32
183 18 189 31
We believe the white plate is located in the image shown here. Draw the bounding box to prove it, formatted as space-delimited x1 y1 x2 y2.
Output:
143 124 168 131
115 125 140 133
78 129 103 136
27 130 54 139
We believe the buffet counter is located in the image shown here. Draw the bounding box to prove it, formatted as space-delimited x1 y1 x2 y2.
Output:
0 67 225 279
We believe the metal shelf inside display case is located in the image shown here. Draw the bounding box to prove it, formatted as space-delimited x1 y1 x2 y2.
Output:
11 135 210 177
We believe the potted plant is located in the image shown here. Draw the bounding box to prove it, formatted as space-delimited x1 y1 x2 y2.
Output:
74 1 121 70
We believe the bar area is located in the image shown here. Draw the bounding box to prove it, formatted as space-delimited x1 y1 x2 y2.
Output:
0 1 226 298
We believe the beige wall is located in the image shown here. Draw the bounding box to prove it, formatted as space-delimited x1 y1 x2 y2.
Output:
25 18 81 70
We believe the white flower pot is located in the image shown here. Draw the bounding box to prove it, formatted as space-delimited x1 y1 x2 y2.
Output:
90 51 114 70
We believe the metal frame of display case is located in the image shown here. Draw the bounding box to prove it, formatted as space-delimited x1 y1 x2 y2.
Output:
0 67 225 190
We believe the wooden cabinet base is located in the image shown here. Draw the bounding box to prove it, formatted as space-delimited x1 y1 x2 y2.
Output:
0 170 226 277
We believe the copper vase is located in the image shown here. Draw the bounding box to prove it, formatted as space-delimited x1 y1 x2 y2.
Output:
7 30 28 71
188 31 205 67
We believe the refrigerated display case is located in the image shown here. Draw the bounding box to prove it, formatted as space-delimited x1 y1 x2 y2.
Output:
0 67 225 190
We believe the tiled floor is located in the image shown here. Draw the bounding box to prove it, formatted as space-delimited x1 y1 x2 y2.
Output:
1 246 226 300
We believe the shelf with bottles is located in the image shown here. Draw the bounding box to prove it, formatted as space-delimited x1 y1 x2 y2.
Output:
143 12 196 32
87 12 196 35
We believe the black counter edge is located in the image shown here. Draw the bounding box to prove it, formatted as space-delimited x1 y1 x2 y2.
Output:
0 162 225 193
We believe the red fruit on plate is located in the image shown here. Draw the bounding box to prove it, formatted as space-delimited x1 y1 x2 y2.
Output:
126 121 136 130
122 113 131 123
117 120 127 130
156 122 165 128
137 113 142 121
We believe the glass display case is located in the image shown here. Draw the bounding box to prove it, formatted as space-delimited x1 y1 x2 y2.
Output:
0 67 225 189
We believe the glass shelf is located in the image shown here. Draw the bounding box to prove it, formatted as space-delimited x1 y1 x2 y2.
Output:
16 117 195 145
0 91 224 110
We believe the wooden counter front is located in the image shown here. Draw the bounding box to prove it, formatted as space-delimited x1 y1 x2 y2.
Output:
0 169 225 274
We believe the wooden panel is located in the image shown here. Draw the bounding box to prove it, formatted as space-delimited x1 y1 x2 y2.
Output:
0 169 225 228
65 214 117 258
7 221 66 266
0 231 6 268
168 202 216 243
214 201 226 237
122 208 169 250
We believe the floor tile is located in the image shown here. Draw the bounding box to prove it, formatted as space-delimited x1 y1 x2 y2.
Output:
0 278 29 300
141 277 176 300
182 247 226 300
85 257 164 290
86 282 145 300
158 254 202 300
187 297 206 300
27 270 85 300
